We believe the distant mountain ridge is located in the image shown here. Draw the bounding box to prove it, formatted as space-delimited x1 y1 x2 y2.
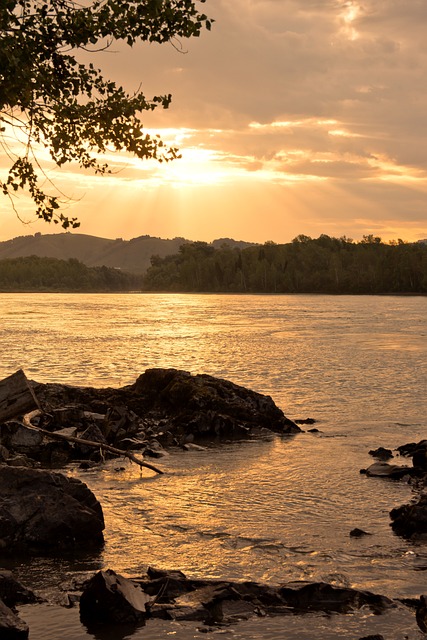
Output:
0 233 257 274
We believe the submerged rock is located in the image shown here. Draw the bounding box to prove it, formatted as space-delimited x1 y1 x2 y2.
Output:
0 465 104 553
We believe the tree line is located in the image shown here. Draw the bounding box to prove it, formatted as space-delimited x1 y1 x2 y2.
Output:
143 235 427 294
0 256 143 292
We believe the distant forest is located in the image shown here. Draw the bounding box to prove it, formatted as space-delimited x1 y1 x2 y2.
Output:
0 256 143 292
144 235 427 294
0 235 426 294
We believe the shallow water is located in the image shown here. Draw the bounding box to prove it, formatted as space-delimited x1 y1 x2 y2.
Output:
1 293 426 638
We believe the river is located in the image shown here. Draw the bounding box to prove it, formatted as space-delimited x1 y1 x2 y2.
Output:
0 293 426 639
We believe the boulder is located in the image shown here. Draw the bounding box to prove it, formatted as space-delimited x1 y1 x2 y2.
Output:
80 569 153 625
0 465 104 552
34 369 301 448
131 368 301 439
0 570 38 607
390 494 427 539
0 598 29 639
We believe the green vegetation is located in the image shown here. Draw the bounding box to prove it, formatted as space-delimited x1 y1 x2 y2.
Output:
143 235 427 294
0 256 143 291
0 0 211 227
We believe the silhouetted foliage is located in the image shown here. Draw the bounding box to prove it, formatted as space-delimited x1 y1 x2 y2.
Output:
0 0 211 227
143 237 427 294
0 255 143 291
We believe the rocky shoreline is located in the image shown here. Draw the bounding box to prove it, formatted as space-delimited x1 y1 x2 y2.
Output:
0 368 426 638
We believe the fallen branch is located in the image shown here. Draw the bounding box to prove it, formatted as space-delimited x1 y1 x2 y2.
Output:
22 410 164 475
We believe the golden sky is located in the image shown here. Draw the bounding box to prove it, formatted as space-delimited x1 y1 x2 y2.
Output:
1 0 426 243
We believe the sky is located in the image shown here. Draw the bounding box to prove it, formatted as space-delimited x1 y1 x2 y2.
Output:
1 0 427 244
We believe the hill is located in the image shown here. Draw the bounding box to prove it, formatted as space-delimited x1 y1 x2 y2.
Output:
0 233 256 274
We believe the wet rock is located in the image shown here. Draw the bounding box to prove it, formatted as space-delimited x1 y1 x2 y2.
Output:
358 636 385 640
0 570 38 607
183 443 207 451
279 581 393 614
0 598 29 639
364 462 412 479
369 447 393 460
390 494 427 539
131 368 301 439
295 418 317 425
350 528 372 537
133 571 393 624
0 465 104 552
80 569 153 625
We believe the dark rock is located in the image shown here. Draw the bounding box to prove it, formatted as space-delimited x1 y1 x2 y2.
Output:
132 368 301 438
77 424 107 456
365 462 412 479
35 369 301 449
390 494 427 539
369 447 393 460
0 598 29 639
0 445 9 462
397 440 427 457
49 407 85 430
5 455 35 468
307 428 321 433
279 582 393 614
295 418 317 425
350 528 372 537
416 595 427 633
79 569 153 625
358 636 385 640
0 570 38 607
0 422 43 453
0 465 104 552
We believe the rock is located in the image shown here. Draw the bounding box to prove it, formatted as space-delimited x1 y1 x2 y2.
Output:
416 595 427 633
350 528 372 537
0 598 29 639
365 462 412 479
0 570 38 607
0 465 104 552
358 636 385 640
131 368 301 439
49 407 85 429
279 581 393 614
5 455 35 468
77 424 107 456
295 418 317 425
183 443 207 451
390 494 427 539
369 447 393 460
80 569 153 625
0 422 43 453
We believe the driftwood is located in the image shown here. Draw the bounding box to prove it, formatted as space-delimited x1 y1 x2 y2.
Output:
0 369 40 422
22 410 164 475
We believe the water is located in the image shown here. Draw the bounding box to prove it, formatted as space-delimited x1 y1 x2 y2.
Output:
0 293 426 639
